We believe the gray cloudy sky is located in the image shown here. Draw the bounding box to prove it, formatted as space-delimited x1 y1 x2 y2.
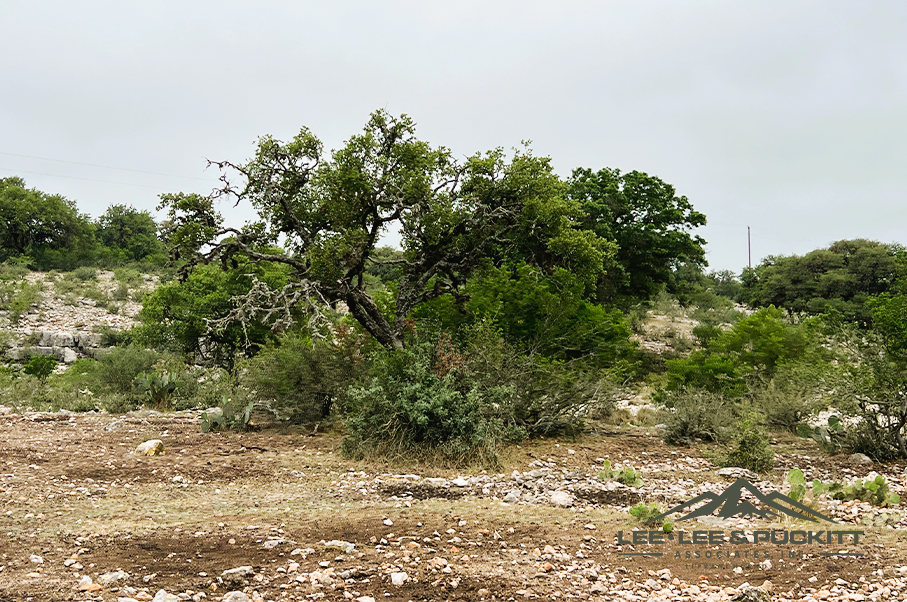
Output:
3 1 906 273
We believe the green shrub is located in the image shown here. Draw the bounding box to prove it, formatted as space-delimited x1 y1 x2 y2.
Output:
599 460 642 486
71 266 97 281
112 282 130 301
200 397 254 432
0 280 43 324
113 268 144 288
91 345 166 394
798 415 846 453
342 333 522 467
717 413 775 473
22 355 57 382
93 324 133 347
99 393 141 414
784 468 830 509
629 502 673 531
659 389 736 445
241 328 361 423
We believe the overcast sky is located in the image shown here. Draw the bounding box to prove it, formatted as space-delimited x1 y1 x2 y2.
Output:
3 1 906 273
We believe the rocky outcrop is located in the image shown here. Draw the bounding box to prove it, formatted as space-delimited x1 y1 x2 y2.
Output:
5 330 106 364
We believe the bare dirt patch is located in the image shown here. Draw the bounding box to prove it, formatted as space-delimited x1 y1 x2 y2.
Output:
0 414 905 601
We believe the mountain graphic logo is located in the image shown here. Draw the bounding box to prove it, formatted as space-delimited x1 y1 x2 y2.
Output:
647 478 837 524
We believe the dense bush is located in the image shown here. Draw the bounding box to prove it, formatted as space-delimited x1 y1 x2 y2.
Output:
241 326 364 423
664 307 810 396
342 332 523 466
659 389 736 445
416 263 635 367
717 414 775 473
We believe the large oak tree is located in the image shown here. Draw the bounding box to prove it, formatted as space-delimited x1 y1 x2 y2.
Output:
160 111 613 350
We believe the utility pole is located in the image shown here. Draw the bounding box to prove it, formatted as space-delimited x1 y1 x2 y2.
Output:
748 226 752 269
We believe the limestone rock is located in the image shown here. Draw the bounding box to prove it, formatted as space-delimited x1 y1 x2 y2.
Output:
98 570 129 585
716 467 759 481
220 565 254 586
152 591 180 602
390 572 409 586
849 453 873 465
549 490 574 507
134 440 165 456
62 347 78 363
222 593 250 602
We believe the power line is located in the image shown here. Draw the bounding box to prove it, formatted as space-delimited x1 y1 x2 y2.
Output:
0 167 179 190
0 150 217 182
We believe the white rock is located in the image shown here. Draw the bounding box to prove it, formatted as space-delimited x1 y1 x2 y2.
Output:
220 565 254 585
222 593 250 602
153 591 180 602
451 477 469 487
29 554 43 563
503 489 521 503
390 572 409 586
550 490 574 507
323 539 355 554
62 347 78 363
135 440 165 456
383 518 393 526
98 570 129 584
356 597 376 602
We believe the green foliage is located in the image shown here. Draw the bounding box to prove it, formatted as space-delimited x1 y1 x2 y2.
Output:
665 307 810 396
99 393 140 414
798 415 846 453
417 263 634 367
95 204 165 263
71 266 98 281
22 355 57 382
134 371 181 409
200 397 254 432
742 239 900 326
0 177 97 269
599 460 643 486
90 345 166 395
134 260 292 371
828 475 900 507
567 167 707 307
659 389 736 444
629 502 673 531
717 414 775 473
159 111 619 352
665 351 747 397
242 326 363 423
342 329 526 466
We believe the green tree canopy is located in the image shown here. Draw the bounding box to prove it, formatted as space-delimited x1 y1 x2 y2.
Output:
743 239 901 326
96 204 165 262
0 177 96 267
160 110 614 350
567 167 707 306
134 258 294 370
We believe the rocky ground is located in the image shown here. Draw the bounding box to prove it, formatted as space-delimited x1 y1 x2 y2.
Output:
0 410 906 602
